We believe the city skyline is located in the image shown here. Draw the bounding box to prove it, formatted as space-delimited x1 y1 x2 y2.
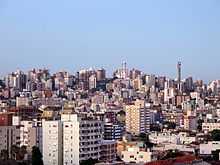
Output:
0 61 218 85
1 0 220 82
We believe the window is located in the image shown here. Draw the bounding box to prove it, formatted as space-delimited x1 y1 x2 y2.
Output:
139 155 143 158
130 155 134 158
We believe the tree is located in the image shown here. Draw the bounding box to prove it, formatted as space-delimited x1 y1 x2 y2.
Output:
211 130 220 141
10 145 19 161
117 110 125 115
32 146 43 165
197 125 202 132
150 124 161 132
19 146 27 160
138 133 154 148
139 133 147 139
167 122 176 129
80 158 98 165
0 149 9 162
212 150 220 161
116 156 121 161
197 119 204 132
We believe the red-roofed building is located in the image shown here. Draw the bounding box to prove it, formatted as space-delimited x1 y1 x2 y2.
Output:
145 155 205 165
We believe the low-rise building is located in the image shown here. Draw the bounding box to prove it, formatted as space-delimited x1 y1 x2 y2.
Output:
200 141 220 155
149 131 197 144
153 143 196 154
121 147 157 164
202 122 220 132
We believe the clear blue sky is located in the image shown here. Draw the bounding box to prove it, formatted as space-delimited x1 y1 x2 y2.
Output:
0 0 220 83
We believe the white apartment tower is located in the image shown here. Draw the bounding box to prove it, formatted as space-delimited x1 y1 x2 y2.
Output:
43 120 63 165
43 114 102 165
89 75 97 89
146 74 155 88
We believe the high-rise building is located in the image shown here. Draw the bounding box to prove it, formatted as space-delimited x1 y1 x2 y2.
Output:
43 114 102 165
97 68 106 81
133 78 143 90
114 62 129 79
146 75 155 88
185 77 193 92
43 120 63 165
165 79 175 89
89 75 97 89
27 126 43 154
0 126 21 153
184 116 197 130
130 69 141 79
157 77 166 89
124 100 150 135
4 69 26 91
104 123 122 141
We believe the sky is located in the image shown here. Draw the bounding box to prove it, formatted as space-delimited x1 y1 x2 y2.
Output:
0 0 220 83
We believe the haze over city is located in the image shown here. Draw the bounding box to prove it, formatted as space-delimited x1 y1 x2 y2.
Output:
1 0 220 82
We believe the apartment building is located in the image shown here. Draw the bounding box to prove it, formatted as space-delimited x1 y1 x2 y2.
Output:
121 147 157 164
124 100 150 135
200 141 220 155
43 114 102 165
184 115 197 130
104 123 122 141
202 122 220 132
100 140 117 162
149 132 197 144
0 126 21 152
62 114 102 164
43 120 63 165
153 143 196 154
20 120 33 147
27 126 42 154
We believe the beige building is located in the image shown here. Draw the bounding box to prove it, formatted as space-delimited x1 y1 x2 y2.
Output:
117 138 138 158
16 97 29 107
176 95 190 107
27 126 42 154
202 122 220 132
121 147 157 164
149 132 197 144
0 126 21 152
200 141 220 155
133 78 143 90
153 143 196 153
184 115 197 130
12 117 43 154
124 100 150 135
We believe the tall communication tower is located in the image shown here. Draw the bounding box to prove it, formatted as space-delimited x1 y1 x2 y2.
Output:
178 61 181 83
